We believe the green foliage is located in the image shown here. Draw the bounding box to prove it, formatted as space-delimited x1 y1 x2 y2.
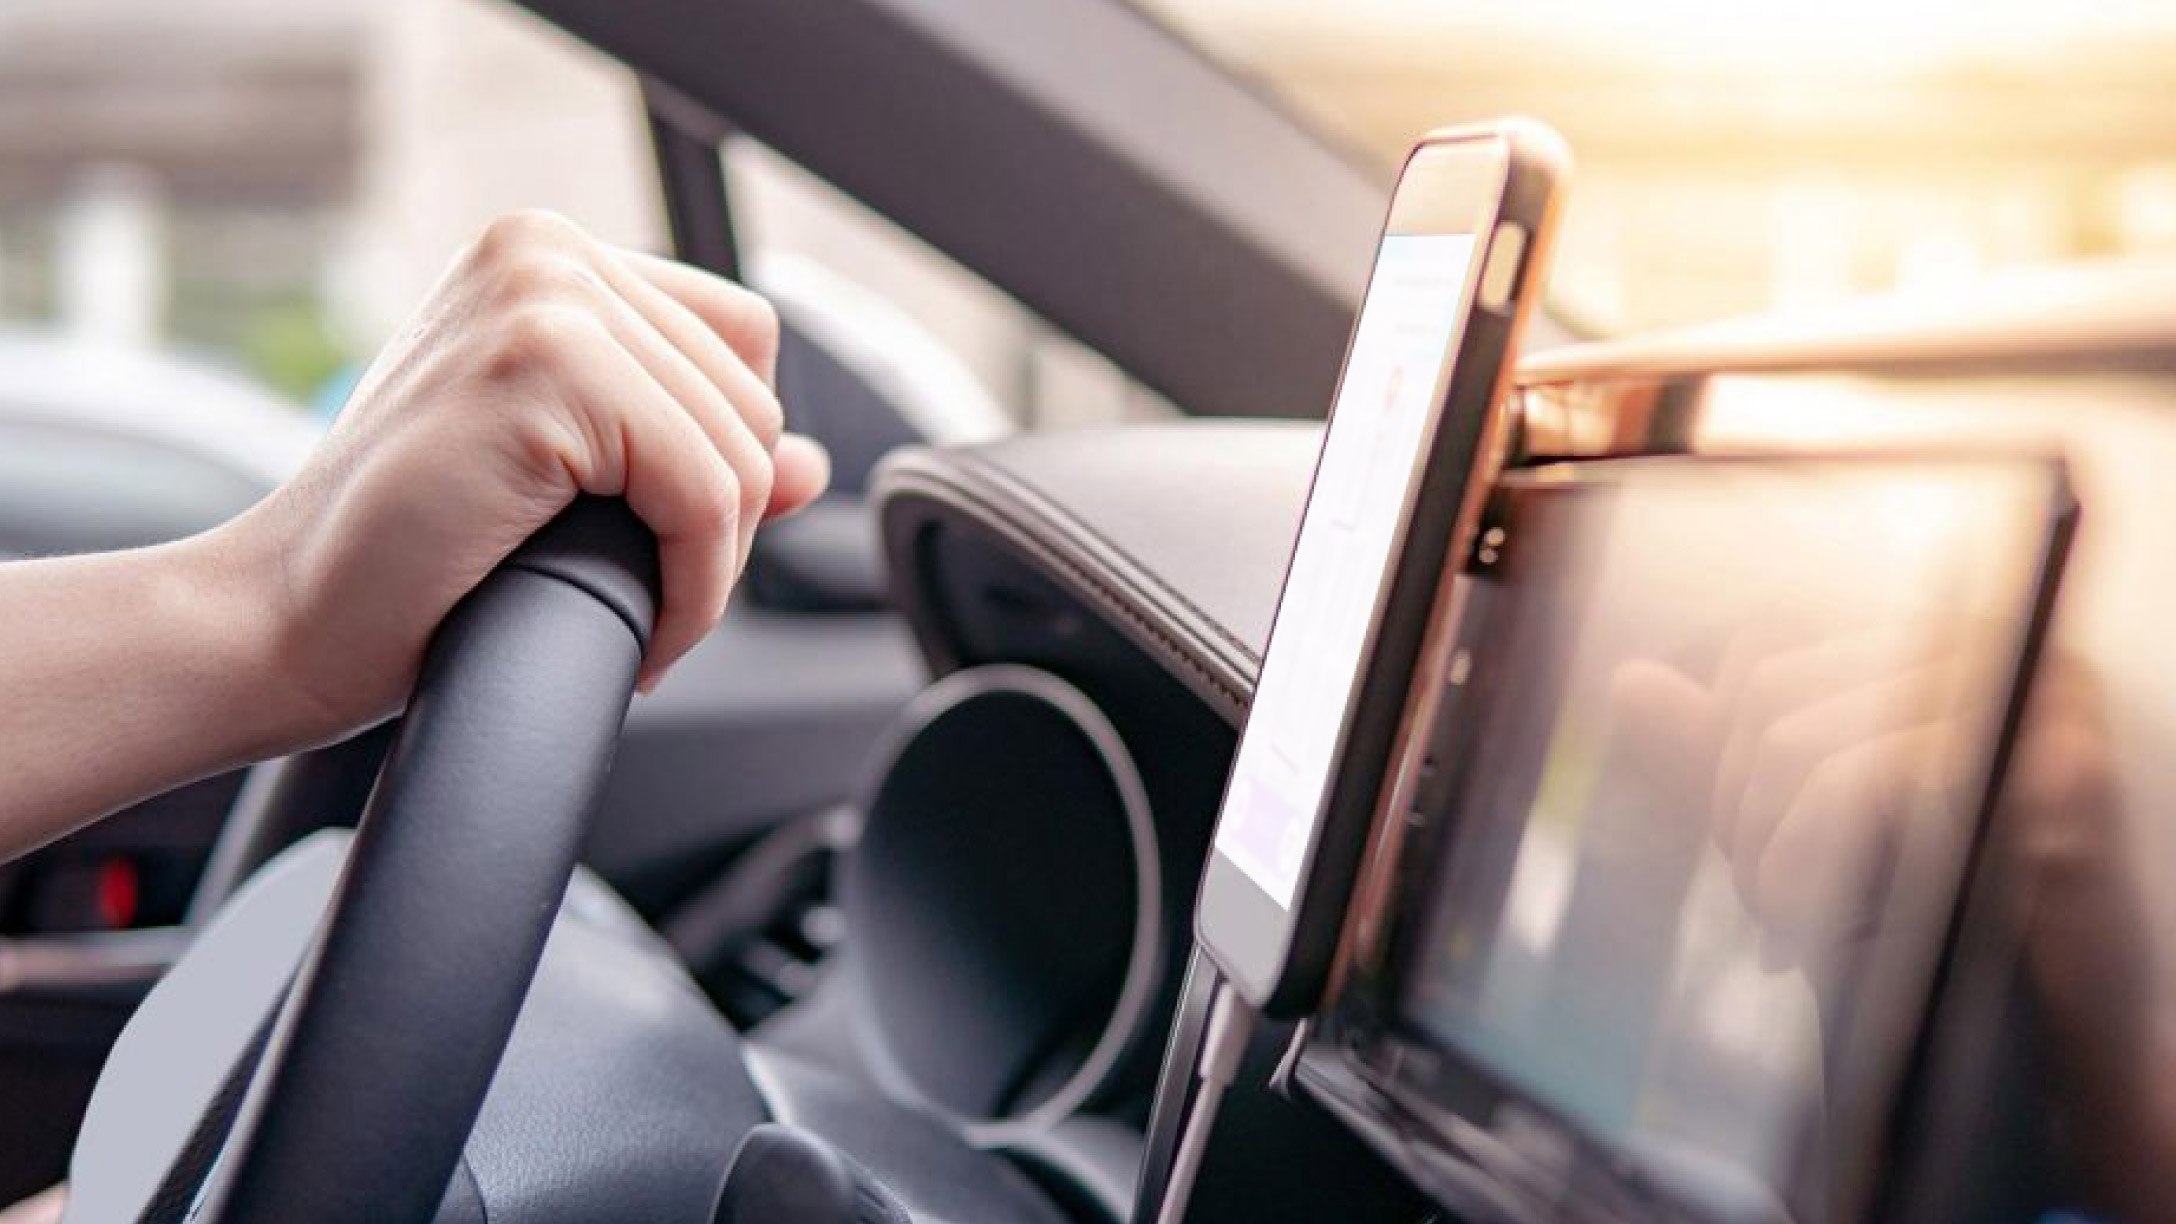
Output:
237 298 352 403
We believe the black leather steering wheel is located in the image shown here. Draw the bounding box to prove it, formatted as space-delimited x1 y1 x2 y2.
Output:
179 498 659 1224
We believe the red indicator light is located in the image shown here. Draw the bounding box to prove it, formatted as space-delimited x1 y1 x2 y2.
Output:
97 857 139 930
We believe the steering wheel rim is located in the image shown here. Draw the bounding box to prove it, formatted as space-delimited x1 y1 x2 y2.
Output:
178 498 659 1224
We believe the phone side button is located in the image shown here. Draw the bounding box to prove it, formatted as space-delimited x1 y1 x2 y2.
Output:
1476 220 1528 312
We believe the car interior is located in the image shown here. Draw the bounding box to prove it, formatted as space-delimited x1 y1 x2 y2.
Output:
2 1 2172 1222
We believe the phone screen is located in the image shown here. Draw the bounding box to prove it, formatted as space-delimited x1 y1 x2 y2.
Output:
1213 232 1479 908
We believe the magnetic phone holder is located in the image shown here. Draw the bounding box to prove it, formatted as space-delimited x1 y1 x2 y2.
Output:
836 664 1162 1140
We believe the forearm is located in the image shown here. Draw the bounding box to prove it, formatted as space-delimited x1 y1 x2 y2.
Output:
0 216 816 864
0 525 311 860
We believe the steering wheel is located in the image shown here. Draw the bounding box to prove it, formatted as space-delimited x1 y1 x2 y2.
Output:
117 498 659 1224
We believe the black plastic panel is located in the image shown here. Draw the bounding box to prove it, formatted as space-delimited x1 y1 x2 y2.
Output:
840 667 1159 1133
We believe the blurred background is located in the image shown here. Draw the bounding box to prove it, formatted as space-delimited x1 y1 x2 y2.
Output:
4 0 2175 425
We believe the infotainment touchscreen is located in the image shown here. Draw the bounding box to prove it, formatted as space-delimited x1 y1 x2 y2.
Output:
1313 455 2071 1224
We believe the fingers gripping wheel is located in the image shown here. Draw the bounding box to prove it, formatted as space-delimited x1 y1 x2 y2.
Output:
186 498 659 1224
496 495 664 643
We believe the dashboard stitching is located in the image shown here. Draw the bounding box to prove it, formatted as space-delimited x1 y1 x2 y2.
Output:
918 474 1246 710
952 449 1265 665
881 460 1253 719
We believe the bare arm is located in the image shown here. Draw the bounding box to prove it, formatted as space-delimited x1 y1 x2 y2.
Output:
0 210 828 860
0 526 306 852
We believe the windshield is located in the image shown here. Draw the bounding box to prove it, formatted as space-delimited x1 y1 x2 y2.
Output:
1143 0 2176 335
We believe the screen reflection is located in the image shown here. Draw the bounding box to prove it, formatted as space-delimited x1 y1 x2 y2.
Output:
1395 457 2068 1221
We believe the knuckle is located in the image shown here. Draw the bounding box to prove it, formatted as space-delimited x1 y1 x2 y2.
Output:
696 466 741 535
744 389 786 448
739 452 775 512
1795 752 1856 811
493 252 598 310
1765 711 1821 768
475 208 583 264
731 287 782 360
1742 734 1804 814
1739 657 1786 714
488 304 598 379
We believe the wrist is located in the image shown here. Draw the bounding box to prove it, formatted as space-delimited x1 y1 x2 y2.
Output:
169 514 350 762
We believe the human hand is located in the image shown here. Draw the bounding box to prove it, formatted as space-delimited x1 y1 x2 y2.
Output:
1607 624 1974 970
216 211 829 747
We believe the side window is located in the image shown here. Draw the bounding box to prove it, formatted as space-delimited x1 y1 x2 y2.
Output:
0 0 663 410
725 139 1178 449
1 0 1168 481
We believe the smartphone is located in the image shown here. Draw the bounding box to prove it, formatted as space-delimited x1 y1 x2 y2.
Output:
1195 121 1569 1017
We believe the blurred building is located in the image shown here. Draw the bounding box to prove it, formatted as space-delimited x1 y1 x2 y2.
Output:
0 0 1107 423
5 0 2176 407
0 0 365 383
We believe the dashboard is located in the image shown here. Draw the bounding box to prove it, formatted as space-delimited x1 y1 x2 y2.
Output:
871 262 2176 1224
